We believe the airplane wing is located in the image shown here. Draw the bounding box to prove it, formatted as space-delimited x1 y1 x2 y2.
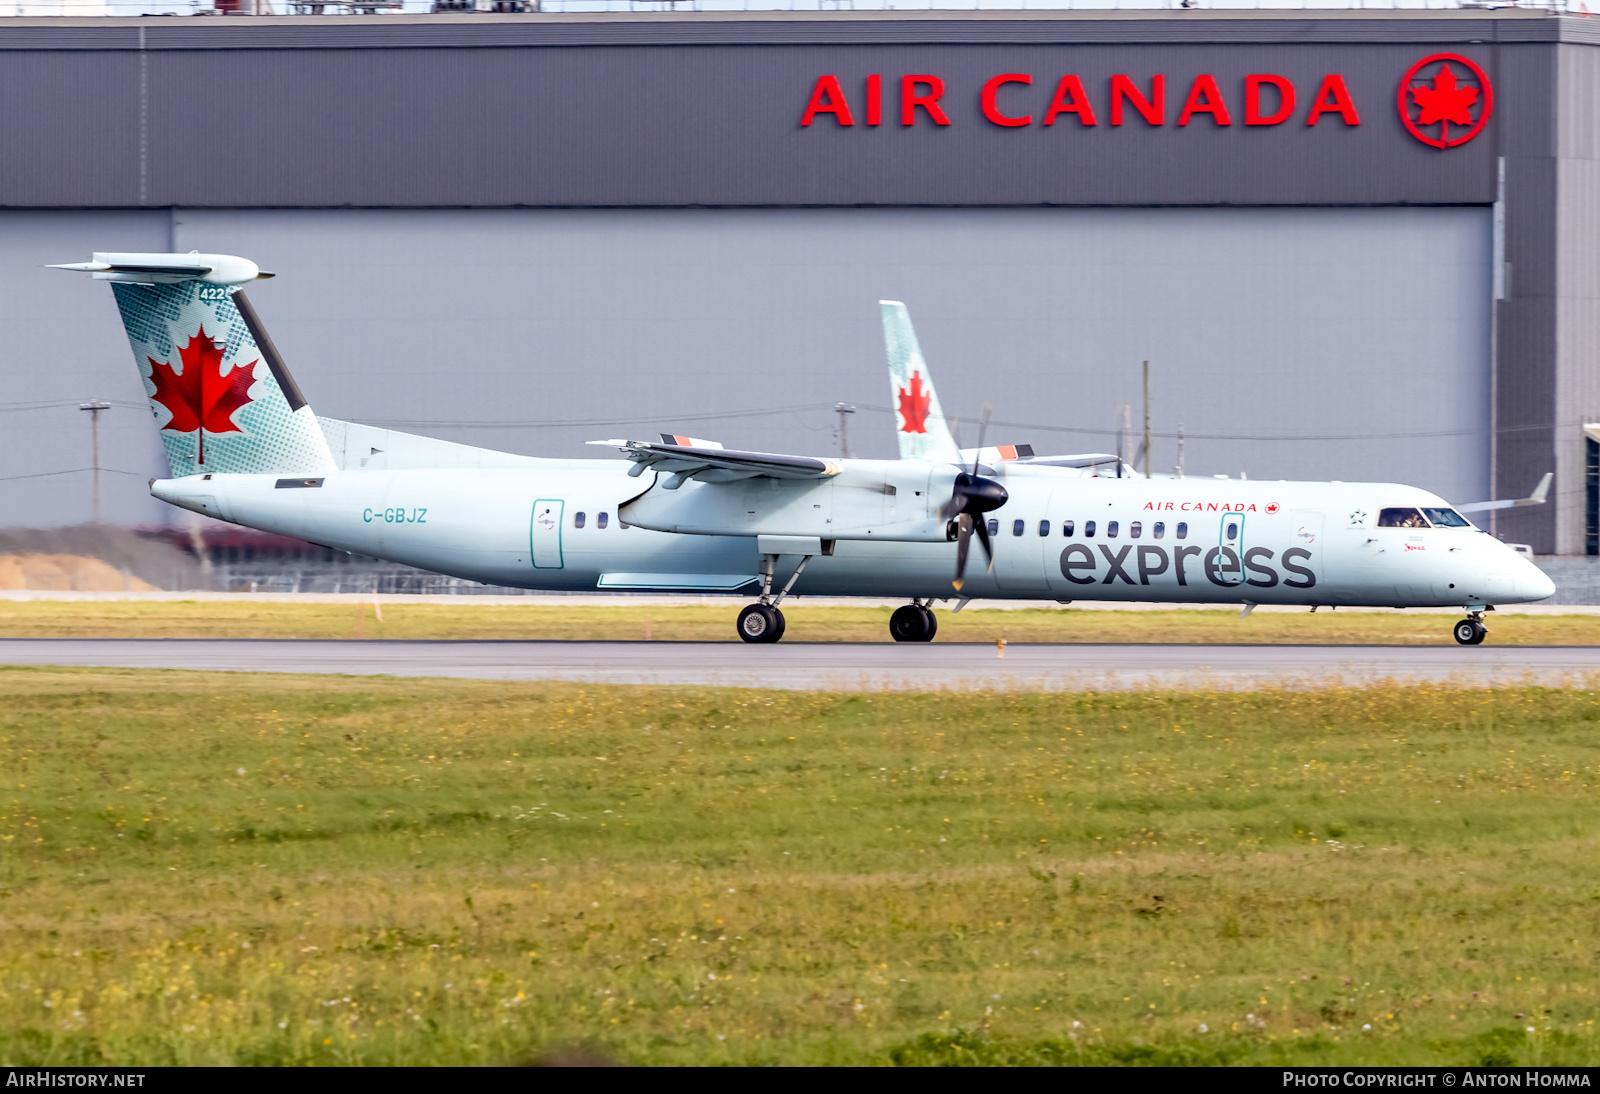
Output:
963 447 1122 469
1456 472 1552 514
658 433 723 449
589 439 841 485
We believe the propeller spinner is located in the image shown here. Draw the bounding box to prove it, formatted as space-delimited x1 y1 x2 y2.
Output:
943 471 1008 591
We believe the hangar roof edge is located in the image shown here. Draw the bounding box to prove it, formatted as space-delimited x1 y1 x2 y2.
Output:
0 7 1588 50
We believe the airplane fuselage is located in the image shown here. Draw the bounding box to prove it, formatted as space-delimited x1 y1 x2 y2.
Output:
152 458 1554 609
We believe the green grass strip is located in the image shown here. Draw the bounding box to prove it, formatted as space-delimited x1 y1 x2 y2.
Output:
1 669 1597 1065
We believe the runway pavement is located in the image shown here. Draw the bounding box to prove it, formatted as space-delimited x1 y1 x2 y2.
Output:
4 638 1600 690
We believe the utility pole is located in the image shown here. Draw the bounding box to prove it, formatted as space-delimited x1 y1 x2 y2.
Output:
1176 424 1186 479
1116 402 1130 478
79 400 110 524
835 402 856 458
1141 360 1151 479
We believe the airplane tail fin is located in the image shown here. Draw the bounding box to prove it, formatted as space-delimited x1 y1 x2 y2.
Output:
880 301 963 464
52 252 335 479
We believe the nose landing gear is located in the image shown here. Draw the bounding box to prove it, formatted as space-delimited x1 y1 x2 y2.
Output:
1453 612 1488 645
889 602 938 642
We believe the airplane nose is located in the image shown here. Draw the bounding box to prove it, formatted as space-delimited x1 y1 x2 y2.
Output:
1514 559 1556 602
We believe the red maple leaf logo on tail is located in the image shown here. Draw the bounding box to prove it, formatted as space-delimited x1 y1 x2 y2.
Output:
147 326 257 465
897 371 931 434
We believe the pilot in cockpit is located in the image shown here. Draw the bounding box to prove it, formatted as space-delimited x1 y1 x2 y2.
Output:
1377 507 1431 529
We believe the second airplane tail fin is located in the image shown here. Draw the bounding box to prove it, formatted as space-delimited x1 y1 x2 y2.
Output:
52 252 335 479
881 301 963 464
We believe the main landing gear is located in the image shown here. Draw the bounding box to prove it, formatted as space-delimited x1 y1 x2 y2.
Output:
1453 610 1489 646
889 602 938 642
737 603 786 644
735 549 812 644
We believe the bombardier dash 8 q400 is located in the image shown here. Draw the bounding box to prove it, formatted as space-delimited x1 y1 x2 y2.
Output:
54 252 1554 646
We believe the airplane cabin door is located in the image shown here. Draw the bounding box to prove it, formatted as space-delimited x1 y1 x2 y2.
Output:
1213 511 1246 587
531 499 564 569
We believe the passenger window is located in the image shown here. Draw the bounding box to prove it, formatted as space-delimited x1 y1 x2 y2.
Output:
1422 507 1472 528
1062 520 1074 537
618 518 629 529
573 512 586 529
1085 521 1096 537
987 519 999 536
1012 519 1025 537
1378 507 1430 529
1225 520 1238 542
1038 520 1050 537
1107 521 1119 538
1130 521 1142 539
1153 522 1165 540
597 512 609 529
1176 522 1188 539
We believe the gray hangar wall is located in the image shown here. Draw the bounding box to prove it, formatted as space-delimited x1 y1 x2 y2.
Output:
0 12 1590 552
7 205 1490 529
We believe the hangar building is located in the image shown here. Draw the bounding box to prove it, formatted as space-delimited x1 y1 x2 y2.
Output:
3 8 1596 556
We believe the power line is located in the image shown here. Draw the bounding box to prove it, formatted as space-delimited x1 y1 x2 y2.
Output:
0 399 145 414
853 404 1574 444
357 402 841 430
0 467 149 483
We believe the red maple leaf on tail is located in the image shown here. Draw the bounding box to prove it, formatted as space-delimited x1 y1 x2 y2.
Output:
897 372 931 434
1411 64 1478 132
147 326 257 465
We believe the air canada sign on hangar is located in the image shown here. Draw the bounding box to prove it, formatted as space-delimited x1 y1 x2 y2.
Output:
800 54 1493 148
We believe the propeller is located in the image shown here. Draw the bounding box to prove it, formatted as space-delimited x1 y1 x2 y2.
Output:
943 403 1008 591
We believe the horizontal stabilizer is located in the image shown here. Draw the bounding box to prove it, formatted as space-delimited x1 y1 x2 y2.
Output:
50 252 272 286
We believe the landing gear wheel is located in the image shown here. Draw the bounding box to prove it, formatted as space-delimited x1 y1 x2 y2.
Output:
1453 618 1487 646
771 607 787 643
737 603 783 644
889 604 937 643
889 605 921 642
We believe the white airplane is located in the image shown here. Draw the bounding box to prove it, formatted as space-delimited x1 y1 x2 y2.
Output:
52 252 1554 646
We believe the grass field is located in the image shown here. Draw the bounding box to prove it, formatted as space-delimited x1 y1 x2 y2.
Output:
3 598 1599 645
2 668 1599 1065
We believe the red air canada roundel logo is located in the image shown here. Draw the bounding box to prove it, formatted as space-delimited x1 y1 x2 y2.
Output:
1398 53 1493 149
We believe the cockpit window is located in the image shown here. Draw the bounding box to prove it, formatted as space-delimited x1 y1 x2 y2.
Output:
1377 507 1429 529
1421 507 1473 528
